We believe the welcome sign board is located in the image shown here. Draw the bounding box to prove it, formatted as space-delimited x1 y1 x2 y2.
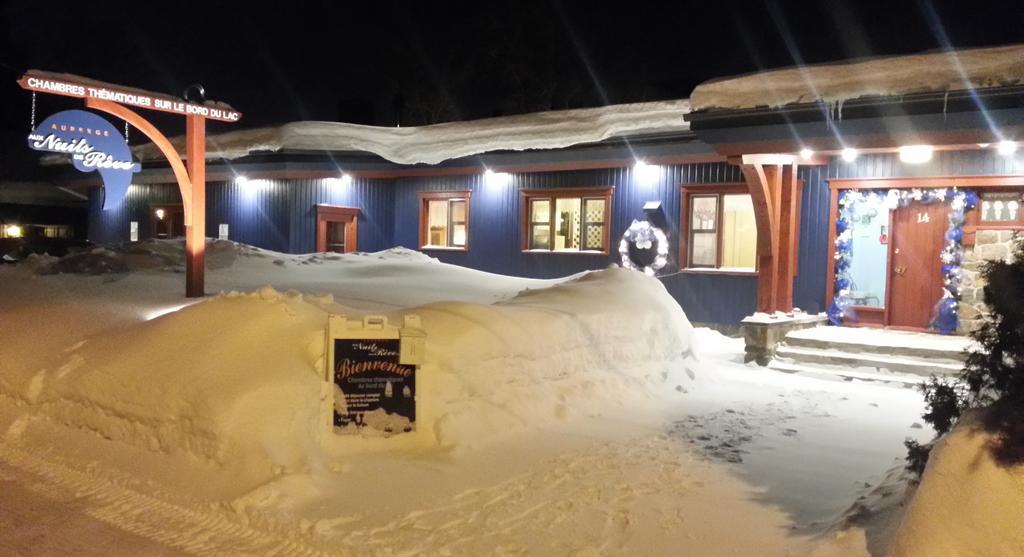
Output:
28 110 140 209
326 315 425 438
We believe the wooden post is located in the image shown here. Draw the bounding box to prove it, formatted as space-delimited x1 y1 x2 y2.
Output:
185 115 206 298
775 164 799 310
734 156 802 313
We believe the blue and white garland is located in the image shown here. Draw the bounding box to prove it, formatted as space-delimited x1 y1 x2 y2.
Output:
619 219 669 276
828 187 978 334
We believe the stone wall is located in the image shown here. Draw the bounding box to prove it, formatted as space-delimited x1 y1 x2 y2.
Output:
959 229 1020 334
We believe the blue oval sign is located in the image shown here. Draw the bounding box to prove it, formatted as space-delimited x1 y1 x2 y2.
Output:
28 109 141 209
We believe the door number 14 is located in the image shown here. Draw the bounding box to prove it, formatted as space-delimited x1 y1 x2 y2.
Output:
916 212 931 223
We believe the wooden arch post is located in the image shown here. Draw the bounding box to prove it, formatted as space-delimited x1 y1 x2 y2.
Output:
18 71 241 298
732 154 802 313
85 99 206 297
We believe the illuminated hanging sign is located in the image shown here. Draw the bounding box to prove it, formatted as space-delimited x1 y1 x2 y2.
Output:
18 72 241 122
28 110 140 209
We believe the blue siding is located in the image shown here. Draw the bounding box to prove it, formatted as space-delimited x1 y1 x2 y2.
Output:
84 147 1024 327
793 164 832 314
286 177 395 254
88 183 181 244
207 180 291 253
391 162 757 325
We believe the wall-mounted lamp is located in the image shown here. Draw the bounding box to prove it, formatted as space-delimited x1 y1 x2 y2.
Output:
484 168 511 187
634 160 660 185
898 144 933 164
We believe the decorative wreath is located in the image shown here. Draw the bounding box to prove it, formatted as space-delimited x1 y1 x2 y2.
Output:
619 219 669 276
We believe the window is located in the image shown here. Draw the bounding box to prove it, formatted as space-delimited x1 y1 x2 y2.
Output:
980 192 1022 223
420 191 470 250
521 188 612 253
682 186 757 271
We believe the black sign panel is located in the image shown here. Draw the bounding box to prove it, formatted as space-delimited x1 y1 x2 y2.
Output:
333 338 416 434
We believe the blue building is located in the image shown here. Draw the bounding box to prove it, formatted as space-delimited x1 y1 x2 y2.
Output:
73 45 1024 333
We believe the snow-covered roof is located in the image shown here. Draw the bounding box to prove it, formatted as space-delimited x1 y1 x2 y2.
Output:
690 44 1024 112
132 99 691 165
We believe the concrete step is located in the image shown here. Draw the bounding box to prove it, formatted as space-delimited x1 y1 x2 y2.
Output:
768 359 926 386
774 345 963 376
782 330 968 362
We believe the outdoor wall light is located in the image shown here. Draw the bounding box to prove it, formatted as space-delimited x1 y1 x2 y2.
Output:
634 160 660 185
799 148 814 160
997 140 1017 156
484 168 511 187
841 148 859 162
155 208 166 220
898 144 934 164
325 174 353 187
4 224 22 238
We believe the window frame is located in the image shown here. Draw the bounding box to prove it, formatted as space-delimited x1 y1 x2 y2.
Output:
520 187 613 255
679 184 759 275
977 190 1024 225
419 191 471 251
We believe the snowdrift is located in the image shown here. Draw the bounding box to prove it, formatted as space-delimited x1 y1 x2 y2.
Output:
888 407 1024 556
691 43 1024 111
1 257 697 483
127 100 691 165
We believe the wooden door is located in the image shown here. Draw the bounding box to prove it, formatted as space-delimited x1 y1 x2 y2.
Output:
887 201 949 329
150 205 185 239
316 205 359 253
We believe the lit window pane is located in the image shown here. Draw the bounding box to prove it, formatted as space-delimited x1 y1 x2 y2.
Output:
427 199 448 246
451 225 466 246
721 194 756 269
690 196 717 230
554 197 582 250
584 224 604 250
450 199 466 222
530 225 550 249
691 232 716 266
531 199 550 223
584 198 605 222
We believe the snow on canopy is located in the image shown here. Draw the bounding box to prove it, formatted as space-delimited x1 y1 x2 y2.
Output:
690 43 1024 112
131 99 691 165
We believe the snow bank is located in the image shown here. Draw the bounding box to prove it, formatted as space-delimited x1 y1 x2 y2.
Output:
1 262 696 483
691 43 1024 111
130 100 691 165
888 407 1024 556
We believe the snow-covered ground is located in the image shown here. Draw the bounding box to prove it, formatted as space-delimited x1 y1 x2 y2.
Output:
0 240 935 555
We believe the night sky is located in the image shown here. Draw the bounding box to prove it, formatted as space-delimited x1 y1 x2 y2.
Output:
1 0 1022 177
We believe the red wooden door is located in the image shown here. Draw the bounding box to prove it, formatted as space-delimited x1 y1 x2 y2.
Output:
887 201 949 329
315 205 359 253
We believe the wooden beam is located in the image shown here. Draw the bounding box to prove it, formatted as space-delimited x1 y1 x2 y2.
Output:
85 98 193 225
185 115 206 298
739 153 797 166
776 164 799 310
738 162 777 312
829 175 1024 190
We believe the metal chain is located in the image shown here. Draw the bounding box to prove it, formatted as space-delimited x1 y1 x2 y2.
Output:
30 92 36 130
